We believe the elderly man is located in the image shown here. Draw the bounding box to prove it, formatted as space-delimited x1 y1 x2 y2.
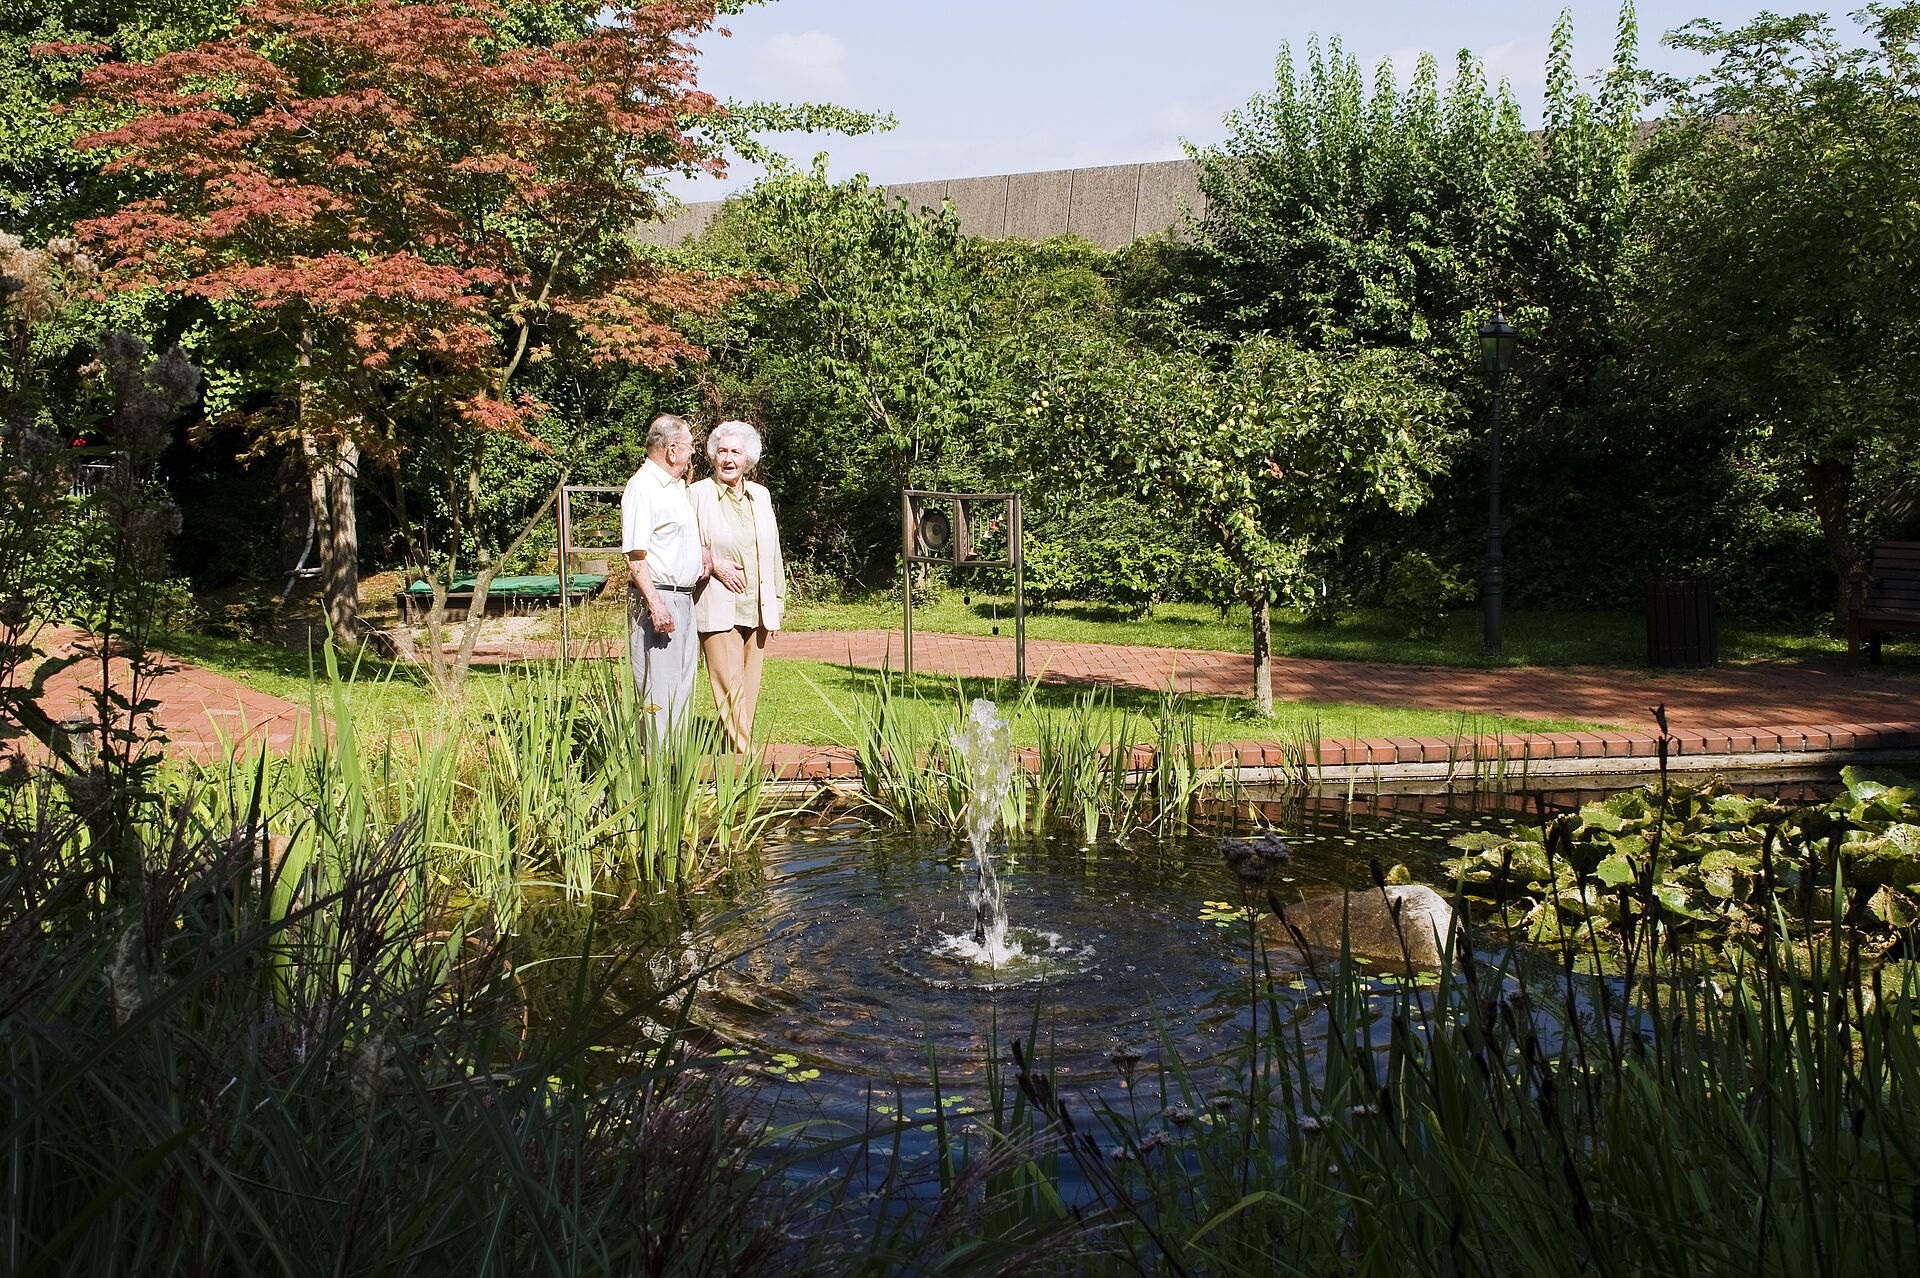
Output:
621 414 713 739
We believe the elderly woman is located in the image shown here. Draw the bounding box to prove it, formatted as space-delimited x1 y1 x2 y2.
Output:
689 421 786 752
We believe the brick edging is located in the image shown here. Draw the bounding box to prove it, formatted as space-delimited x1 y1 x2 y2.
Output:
757 723 1920 784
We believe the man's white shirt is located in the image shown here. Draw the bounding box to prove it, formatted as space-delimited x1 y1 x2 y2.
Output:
620 459 702 588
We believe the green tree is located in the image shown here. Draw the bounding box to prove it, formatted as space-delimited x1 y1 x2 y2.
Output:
1632 2 1920 621
1 1 238 237
1183 8 1644 617
1186 8 1637 356
686 162 992 575
1019 328 1456 713
64 0 745 663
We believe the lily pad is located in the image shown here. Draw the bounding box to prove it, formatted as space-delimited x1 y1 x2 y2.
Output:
1594 852 1637 887
1842 766 1912 804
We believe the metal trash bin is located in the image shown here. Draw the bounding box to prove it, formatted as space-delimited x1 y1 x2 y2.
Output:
1646 578 1717 668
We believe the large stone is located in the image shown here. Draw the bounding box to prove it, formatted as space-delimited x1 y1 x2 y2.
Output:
1263 884 1459 968
1066 163 1144 250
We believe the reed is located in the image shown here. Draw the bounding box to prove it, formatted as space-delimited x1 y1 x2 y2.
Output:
172 650 783 927
0 780 926 1276
816 668 1236 844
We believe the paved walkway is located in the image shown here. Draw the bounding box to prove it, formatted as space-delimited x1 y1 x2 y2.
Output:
8 626 1916 777
761 629 1918 733
4 628 315 763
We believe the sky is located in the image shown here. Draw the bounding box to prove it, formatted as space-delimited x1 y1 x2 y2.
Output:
666 0 1815 201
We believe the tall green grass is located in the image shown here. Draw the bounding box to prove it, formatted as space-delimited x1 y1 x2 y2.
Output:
810 669 1239 844
0 772 1085 1275
179 650 782 926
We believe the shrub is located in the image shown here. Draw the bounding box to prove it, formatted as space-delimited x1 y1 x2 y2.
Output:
1384 551 1471 639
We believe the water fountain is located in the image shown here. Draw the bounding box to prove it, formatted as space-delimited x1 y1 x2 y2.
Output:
949 698 1019 966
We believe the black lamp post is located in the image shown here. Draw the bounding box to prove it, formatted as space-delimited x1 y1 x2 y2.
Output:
1479 311 1518 655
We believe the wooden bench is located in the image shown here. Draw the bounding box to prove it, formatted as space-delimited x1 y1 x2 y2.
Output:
1847 540 1920 664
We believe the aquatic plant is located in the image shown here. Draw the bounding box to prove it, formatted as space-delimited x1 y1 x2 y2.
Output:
986 839 1920 1275
1444 765 1920 970
819 669 1235 843
176 652 783 928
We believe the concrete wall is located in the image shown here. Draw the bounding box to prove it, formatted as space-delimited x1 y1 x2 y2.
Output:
635 157 1206 251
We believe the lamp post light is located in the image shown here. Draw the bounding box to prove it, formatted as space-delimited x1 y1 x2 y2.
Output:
1479 310 1519 656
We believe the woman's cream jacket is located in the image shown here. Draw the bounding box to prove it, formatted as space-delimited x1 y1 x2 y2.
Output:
688 477 786 633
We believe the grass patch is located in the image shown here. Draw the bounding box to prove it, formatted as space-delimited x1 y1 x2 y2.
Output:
160 632 1612 748
744 659 1609 747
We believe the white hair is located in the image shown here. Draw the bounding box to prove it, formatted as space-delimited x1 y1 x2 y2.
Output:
706 420 763 468
646 413 691 453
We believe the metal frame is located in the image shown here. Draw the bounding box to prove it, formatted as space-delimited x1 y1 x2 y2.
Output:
901 489 1024 685
558 485 626 662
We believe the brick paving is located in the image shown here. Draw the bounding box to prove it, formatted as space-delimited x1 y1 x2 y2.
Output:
5 627 317 763
10 625 1916 780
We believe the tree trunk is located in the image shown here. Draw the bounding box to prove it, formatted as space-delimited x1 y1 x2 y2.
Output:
301 433 361 648
1251 592 1273 716
324 437 361 646
294 326 362 647
1807 458 1854 634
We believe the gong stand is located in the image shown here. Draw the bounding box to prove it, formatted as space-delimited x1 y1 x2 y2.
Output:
900 490 1025 686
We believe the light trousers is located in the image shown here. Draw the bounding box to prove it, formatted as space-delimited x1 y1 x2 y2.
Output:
700 625 769 753
628 585 697 743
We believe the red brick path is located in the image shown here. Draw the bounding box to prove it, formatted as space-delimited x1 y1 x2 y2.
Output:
7 628 316 763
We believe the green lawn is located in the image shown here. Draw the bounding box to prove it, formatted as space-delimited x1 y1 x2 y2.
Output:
733 659 1606 747
158 633 1608 748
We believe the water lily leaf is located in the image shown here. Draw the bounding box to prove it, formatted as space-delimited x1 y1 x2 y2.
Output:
1579 805 1627 834
1507 845 1553 886
1448 831 1509 852
1846 825 1920 889
1710 793 1767 824
1869 885 1918 928
1698 849 1750 900
1443 858 1494 885
1603 791 1649 821
1594 853 1636 887
1554 885 1606 920
1653 882 1706 918
1526 903 1570 944
1609 833 1649 863
1842 766 1913 804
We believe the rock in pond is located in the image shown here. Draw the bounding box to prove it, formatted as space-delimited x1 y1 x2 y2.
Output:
1262 885 1459 968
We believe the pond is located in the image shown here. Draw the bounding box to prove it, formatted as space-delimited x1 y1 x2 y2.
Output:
518 769 1843 1145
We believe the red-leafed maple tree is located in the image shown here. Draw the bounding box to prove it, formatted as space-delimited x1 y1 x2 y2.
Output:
61 0 741 653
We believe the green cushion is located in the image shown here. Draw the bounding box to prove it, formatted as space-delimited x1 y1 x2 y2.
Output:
404 573 605 596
